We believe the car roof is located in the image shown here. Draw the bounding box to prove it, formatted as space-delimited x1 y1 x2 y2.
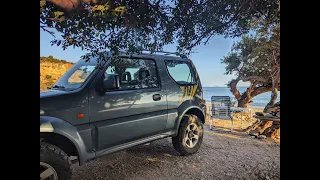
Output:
83 51 191 66
117 51 190 62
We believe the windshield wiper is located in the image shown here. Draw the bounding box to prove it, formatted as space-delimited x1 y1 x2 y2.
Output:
51 85 66 89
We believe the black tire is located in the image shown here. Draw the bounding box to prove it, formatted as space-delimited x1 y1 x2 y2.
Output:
172 114 204 155
40 142 72 180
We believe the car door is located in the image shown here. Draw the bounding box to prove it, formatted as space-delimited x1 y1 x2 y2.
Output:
88 57 168 151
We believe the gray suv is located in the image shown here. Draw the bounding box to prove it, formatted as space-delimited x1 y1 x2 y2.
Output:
40 52 206 180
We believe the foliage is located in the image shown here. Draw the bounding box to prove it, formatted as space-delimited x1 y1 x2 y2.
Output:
221 16 280 107
40 0 280 61
40 55 68 64
223 27 279 84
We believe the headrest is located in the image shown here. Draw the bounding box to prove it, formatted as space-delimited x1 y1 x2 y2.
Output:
139 69 150 80
122 71 132 82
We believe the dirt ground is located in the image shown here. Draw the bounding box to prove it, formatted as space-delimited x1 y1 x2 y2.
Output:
71 124 280 180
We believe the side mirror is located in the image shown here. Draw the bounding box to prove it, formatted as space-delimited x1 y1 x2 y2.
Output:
103 74 120 90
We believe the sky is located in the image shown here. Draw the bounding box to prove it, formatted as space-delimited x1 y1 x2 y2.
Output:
40 29 249 87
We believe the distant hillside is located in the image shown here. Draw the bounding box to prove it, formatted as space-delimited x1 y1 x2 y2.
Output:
40 56 74 91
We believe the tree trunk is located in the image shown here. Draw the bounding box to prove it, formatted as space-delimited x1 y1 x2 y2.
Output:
246 120 279 139
229 78 253 108
255 121 273 134
249 50 280 139
237 98 250 108
262 123 280 139
246 120 272 134
264 66 280 112
229 76 273 108
263 88 278 112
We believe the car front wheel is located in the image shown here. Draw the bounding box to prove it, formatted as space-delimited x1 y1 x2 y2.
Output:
40 142 72 180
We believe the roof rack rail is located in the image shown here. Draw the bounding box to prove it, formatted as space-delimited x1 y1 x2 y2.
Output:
140 49 188 59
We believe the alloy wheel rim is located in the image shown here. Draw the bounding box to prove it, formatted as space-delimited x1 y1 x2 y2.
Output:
184 123 200 148
40 162 58 180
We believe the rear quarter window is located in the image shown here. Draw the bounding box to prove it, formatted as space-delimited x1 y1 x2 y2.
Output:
165 60 196 85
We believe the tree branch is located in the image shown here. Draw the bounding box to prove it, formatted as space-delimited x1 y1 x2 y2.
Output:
239 76 267 83
40 26 56 38
47 0 78 12
251 86 272 97
251 81 260 89
264 68 280 112
229 78 242 101
203 32 215 46
47 0 113 12
186 0 249 50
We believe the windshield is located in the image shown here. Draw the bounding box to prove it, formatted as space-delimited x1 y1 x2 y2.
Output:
53 59 98 90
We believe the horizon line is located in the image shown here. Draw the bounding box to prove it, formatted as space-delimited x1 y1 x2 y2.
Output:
203 86 249 88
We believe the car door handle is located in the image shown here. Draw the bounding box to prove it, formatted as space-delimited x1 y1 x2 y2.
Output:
153 94 161 101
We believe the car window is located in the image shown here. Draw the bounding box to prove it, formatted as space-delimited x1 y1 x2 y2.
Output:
68 65 96 84
105 58 159 90
166 60 195 85
53 59 98 90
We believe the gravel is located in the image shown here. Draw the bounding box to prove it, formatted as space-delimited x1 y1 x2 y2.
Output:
72 125 280 180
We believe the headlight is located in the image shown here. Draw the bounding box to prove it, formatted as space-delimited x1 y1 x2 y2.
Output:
40 109 44 115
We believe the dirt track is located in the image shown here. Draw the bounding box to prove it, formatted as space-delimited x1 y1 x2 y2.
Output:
72 125 280 180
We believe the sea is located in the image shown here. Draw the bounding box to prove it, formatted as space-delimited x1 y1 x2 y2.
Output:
203 87 280 108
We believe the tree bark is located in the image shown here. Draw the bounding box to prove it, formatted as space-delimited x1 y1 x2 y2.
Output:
237 99 250 108
263 88 278 112
250 86 272 97
262 123 280 139
255 121 273 134
47 0 108 12
47 0 80 12
229 78 272 108
229 78 242 100
245 120 279 139
230 79 251 108
264 51 280 112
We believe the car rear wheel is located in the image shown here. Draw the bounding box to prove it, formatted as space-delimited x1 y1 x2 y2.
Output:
172 114 204 155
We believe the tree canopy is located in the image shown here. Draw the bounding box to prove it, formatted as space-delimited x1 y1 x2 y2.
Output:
40 0 280 60
221 17 280 107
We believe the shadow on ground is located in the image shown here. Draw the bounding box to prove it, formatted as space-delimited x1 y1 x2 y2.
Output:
72 125 280 180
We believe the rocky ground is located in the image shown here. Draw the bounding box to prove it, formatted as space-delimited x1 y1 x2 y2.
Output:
71 124 280 180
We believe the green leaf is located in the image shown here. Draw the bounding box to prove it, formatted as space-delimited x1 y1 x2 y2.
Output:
93 5 106 11
54 11 64 17
58 16 66 22
41 0 279 64
40 0 46 7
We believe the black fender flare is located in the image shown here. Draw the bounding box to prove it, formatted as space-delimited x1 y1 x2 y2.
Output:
173 104 205 136
40 116 95 165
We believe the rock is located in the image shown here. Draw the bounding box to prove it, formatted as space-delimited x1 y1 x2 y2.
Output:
249 130 259 137
107 164 115 169
258 135 267 139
